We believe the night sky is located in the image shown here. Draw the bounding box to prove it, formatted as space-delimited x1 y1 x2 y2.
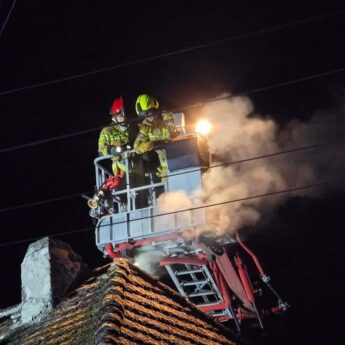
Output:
1 1 345 344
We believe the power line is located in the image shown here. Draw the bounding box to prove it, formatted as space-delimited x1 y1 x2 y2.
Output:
0 140 332 214
1 66 345 154
0 181 324 248
247 68 345 96
0 125 105 153
0 9 344 97
161 141 332 179
0 191 92 214
0 0 17 38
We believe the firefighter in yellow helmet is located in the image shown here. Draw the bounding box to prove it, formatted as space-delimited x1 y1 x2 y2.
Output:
98 96 129 176
134 94 178 181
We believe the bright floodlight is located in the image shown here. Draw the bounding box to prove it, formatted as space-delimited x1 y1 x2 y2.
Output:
195 119 212 135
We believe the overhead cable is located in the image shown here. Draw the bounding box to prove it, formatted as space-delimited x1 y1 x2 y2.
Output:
1 67 345 154
0 9 344 96
0 140 333 214
0 0 17 38
0 191 92 214
0 181 324 248
182 68 345 111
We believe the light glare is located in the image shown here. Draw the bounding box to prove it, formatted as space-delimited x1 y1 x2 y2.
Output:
195 119 212 135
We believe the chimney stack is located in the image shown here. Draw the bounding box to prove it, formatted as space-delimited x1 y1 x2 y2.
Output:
20 237 88 324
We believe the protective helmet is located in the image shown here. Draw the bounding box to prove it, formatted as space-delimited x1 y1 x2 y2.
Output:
135 94 159 116
109 97 124 116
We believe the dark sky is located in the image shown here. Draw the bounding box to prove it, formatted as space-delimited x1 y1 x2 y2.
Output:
1 1 345 344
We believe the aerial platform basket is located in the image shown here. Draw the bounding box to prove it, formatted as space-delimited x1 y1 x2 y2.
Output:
94 134 210 253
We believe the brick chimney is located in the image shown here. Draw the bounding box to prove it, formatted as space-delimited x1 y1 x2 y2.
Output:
20 237 88 324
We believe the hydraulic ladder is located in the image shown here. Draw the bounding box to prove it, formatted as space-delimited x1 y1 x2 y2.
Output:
164 263 235 321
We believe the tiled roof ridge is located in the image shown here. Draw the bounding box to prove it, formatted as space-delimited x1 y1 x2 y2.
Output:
94 260 130 345
9 262 127 345
12 262 126 345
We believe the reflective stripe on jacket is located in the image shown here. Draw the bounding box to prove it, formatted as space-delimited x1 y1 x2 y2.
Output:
98 124 128 156
98 124 128 174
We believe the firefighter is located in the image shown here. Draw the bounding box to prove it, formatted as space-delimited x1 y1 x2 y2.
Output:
98 96 129 176
88 97 130 211
134 94 178 181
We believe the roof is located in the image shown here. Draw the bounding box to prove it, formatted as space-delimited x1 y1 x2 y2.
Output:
2 259 243 345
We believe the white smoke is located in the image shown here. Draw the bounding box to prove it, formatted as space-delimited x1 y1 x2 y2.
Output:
156 190 194 213
156 191 204 229
133 247 165 276
196 95 317 234
156 94 343 235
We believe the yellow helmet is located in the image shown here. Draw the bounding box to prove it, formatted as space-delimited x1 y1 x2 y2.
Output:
135 94 159 116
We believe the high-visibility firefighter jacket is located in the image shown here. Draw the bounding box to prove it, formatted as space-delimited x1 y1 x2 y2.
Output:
98 124 129 175
134 112 176 180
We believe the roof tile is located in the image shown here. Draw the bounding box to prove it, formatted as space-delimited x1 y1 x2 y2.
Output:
2 259 242 345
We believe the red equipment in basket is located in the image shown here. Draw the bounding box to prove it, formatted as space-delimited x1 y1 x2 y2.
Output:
100 173 123 191
87 173 123 209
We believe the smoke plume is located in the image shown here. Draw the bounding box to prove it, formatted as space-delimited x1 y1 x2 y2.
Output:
157 94 344 235
133 247 165 276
